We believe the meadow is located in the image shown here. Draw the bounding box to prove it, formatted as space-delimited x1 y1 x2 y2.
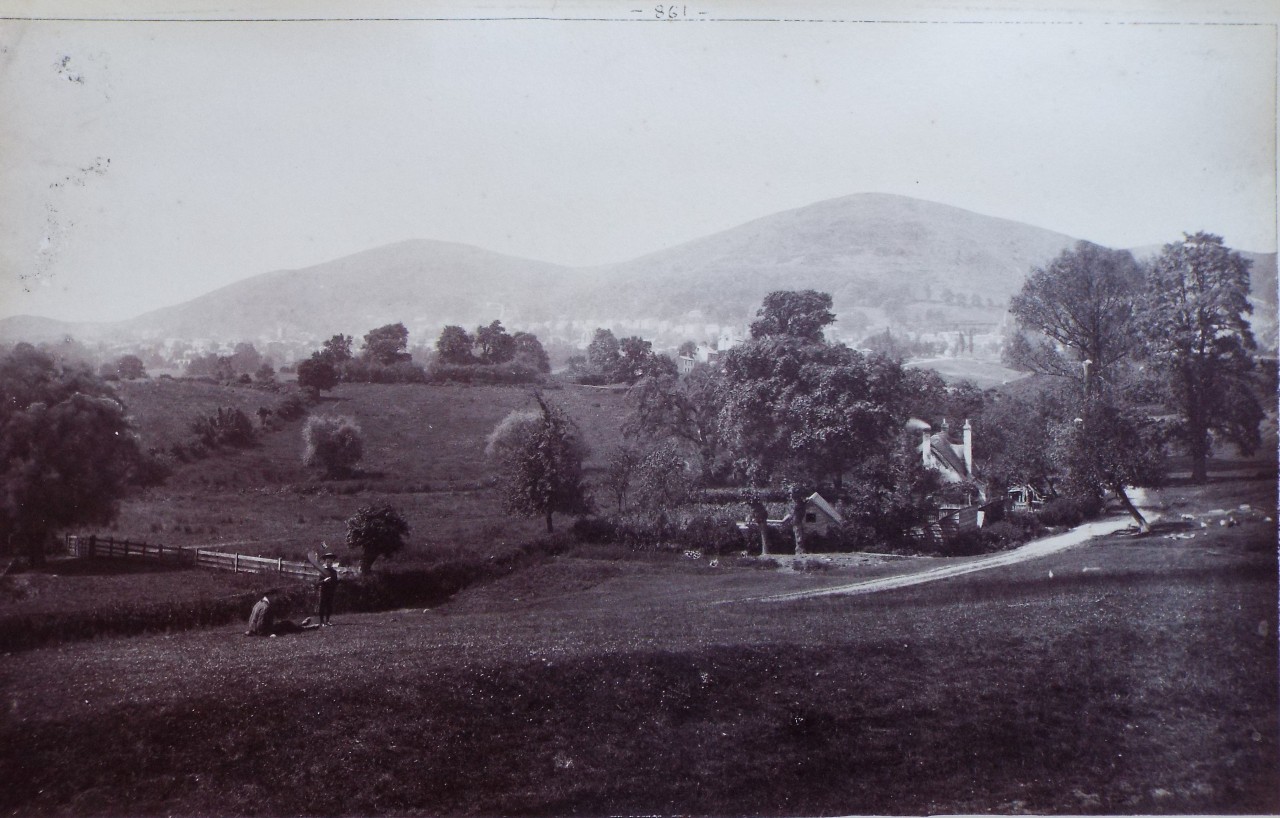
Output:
105 379 634 562
2 475 1275 815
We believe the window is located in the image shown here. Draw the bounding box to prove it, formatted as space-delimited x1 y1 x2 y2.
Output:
805 512 816 523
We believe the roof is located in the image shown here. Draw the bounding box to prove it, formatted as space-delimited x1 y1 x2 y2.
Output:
805 492 843 524
929 432 968 478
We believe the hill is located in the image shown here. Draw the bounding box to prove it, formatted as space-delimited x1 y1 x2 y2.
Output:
2 193 1273 351
0 194 1083 347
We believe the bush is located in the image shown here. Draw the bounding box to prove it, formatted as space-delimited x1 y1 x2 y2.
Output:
427 360 545 386
674 510 745 555
302 415 364 477
1038 497 1089 528
570 516 617 544
190 407 256 449
275 393 309 421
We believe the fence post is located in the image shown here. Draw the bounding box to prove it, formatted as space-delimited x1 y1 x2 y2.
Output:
278 557 283 573
123 539 129 557
234 553 239 573
107 536 115 557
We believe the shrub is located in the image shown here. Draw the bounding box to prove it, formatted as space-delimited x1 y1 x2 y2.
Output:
275 393 309 421
190 407 256 449
674 510 744 555
570 516 617 544
302 415 364 477
1038 497 1089 528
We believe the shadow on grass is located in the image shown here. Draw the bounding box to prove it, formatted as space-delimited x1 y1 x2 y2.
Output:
33 557 190 577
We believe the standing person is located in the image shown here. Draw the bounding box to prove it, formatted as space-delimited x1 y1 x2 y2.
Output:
317 552 339 626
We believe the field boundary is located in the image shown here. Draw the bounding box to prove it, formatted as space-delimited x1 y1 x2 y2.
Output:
65 534 320 580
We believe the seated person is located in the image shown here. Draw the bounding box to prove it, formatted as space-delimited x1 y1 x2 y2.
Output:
245 589 321 636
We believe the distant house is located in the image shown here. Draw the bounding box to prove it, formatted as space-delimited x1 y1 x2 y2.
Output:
908 417 998 543
736 492 844 540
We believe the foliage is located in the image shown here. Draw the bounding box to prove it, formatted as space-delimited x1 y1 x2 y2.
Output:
114 354 147 380
344 503 410 574
487 395 591 532
624 364 725 481
475 320 517 364
1049 398 1166 531
296 355 339 395
185 353 235 381
427 359 544 385
512 332 551 374
190 407 257 449
362 322 412 366
1008 241 1145 384
321 334 354 364
302 415 364 477
1141 232 1263 482
436 325 476 365
603 444 642 512
229 342 263 376
749 289 835 342
340 357 428 384
0 344 145 564
631 441 697 520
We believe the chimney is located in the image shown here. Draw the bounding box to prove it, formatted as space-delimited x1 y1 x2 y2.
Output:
962 418 973 477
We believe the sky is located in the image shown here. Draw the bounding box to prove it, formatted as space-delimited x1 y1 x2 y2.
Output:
0 0 1276 323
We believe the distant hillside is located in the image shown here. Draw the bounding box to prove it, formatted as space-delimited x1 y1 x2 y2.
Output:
580 193 1080 331
1 193 1272 350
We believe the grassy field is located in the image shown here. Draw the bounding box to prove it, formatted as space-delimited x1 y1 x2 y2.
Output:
3 476 1275 816
104 380 634 562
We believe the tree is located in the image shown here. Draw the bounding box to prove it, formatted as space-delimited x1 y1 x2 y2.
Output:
615 336 654 384
1052 399 1166 532
717 329 907 552
624 363 724 480
1007 241 1152 521
436 325 475 365
475 320 516 364
1142 232 1263 483
345 503 409 574
486 395 590 533
603 444 642 512
0 344 144 565
1008 241 1145 384
632 441 696 524
254 362 276 385
302 415 364 477
321 334 354 365
230 342 263 376
296 355 338 397
115 354 147 380
586 328 621 377
362 323 411 366
512 332 551 373
750 290 835 342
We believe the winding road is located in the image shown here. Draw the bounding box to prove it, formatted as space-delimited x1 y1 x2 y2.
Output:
747 492 1156 603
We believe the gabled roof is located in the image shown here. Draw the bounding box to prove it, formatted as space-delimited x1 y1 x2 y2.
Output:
806 492 843 524
929 432 968 478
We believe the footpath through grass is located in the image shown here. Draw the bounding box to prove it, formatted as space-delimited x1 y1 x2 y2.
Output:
2 477 1275 816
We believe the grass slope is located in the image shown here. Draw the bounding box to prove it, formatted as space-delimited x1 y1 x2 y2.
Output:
4 478 1275 816
105 380 633 562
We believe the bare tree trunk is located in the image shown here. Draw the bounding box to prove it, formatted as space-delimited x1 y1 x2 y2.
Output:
748 501 769 556
1112 482 1150 534
545 510 554 534
791 495 807 555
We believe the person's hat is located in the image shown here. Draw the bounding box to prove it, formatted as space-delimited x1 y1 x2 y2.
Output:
322 552 336 560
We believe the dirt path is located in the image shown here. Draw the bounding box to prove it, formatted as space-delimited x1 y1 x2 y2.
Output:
742 492 1158 604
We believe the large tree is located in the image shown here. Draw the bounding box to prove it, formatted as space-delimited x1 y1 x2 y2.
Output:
750 290 835 343
296 355 339 397
1142 232 1262 483
362 323 412 366
475 320 516 365
1008 241 1145 385
717 331 906 553
435 325 476 365
486 395 591 533
0 344 144 565
1007 241 1156 526
624 364 723 479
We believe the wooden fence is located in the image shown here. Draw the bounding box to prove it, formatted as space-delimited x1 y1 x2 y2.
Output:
65 534 320 580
